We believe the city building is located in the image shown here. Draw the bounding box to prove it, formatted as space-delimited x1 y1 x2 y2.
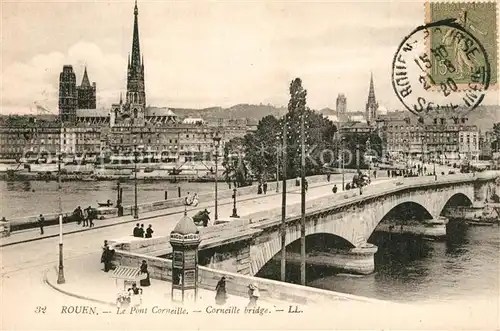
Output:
459 130 479 160
339 121 372 135
336 94 346 117
58 66 77 123
479 130 494 160
58 65 97 123
0 1 252 161
376 112 479 162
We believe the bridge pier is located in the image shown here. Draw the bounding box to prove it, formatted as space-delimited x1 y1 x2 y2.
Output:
277 243 378 275
375 217 448 240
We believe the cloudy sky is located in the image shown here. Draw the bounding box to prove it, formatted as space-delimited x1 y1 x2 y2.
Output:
1 0 496 115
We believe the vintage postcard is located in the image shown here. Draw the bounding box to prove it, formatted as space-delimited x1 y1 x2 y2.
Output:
1 0 499 330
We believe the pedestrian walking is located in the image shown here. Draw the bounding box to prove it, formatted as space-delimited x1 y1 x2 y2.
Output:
138 224 145 238
257 183 262 194
38 214 45 235
101 244 115 272
87 206 95 228
82 207 89 227
215 276 227 305
332 184 337 194
140 260 151 287
246 283 260 308
133 223 140 237
263 181 268 195
373 170 377 179
304 179 308 192
145 224 154 238
327 173 331 182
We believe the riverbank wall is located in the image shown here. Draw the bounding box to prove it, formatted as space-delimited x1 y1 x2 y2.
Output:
111 245 384 305
1 174 332 232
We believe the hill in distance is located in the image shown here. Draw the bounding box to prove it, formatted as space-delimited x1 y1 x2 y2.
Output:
168 103 499 131
172 104 287 122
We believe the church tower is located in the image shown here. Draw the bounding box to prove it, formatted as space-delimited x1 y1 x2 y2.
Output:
58 65 77 122
126 0 146 126
365 73 378 124
76 66 97 109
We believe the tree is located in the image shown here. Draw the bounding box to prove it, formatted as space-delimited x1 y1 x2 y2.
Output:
244 115 281 181
342 132 383 169
492 122 500 152
222 137 250 187
223 78 337 180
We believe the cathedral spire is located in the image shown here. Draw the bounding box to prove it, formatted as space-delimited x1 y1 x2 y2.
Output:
131 0 141 68
368 72 376 103
365 72 379 123
125 0 146 111
81 66 91 87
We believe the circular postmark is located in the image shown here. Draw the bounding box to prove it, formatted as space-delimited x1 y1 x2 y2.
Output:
391 19 491 117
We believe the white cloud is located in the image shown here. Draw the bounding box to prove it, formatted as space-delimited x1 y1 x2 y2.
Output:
1 41 125 114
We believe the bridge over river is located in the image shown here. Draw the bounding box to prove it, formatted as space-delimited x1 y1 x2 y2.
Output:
111 171 499 278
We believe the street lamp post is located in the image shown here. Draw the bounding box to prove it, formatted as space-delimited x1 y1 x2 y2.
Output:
356 140 360 172
276 141 280 193
231 188 239 218
366 137 371 181
57 152 65 284
213 131 221 221
300 113 306 286
280 117 287 282
341 136 345 190
133 147 139 219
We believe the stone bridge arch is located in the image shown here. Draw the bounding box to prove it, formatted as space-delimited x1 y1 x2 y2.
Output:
249 183 474 276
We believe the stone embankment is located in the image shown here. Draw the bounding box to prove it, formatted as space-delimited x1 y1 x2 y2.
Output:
2 174 331 232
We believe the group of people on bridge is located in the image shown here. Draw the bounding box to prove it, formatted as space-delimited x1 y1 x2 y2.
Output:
71 206 97 227
133 223 154 238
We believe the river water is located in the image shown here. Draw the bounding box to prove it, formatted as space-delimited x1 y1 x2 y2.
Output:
259 224 499 303
1 180 498 304
0 180 215 219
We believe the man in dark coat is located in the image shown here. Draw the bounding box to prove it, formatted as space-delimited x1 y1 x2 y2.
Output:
138 224 145 238
145 224 154 238
101 245 114 272
133 223 140 237
87 206 95 228
38 214 45 235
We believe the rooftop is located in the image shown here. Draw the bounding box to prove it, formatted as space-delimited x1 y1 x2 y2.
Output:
171 214 199 235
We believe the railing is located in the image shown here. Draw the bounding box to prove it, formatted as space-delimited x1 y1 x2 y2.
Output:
247 172 497 230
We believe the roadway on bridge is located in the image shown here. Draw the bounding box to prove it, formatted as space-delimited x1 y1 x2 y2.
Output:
2 169 497 330
1 173 369 275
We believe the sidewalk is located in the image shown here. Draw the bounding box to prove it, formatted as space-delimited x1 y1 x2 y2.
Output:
0 177 347 247
44 254 286 310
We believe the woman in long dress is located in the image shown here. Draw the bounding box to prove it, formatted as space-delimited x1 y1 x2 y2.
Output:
246 283 260 308
215 276 227 305
139 260 151 287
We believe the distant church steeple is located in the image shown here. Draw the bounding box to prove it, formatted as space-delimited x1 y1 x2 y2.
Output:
365 72 378 124
126 0 146 109
81 66 91 87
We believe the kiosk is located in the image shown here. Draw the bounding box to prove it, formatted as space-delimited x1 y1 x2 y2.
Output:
169 214 201 304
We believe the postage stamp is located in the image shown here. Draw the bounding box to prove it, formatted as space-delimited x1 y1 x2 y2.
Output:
425 1 498 88
392 20 491 116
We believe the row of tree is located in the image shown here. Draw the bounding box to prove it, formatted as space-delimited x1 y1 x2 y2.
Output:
222 78 382 187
